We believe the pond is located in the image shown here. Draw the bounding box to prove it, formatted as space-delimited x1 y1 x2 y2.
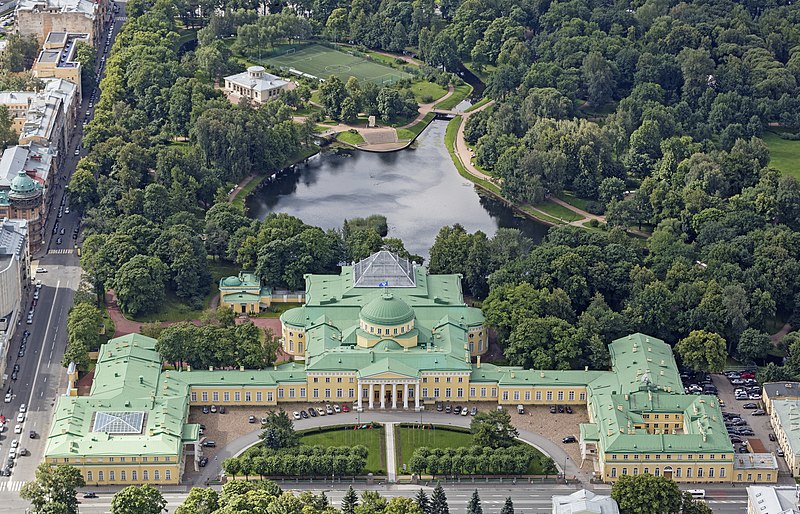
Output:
246 120 549 257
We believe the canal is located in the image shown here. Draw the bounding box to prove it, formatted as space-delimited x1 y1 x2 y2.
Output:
246 120 549 257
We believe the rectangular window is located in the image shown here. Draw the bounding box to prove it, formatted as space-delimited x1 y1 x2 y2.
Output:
257 392 262 402
313 389 319 398
557 391 564 401
245 392 251 402
503 391 509 400
325 388 331 398
569 391 575 400
470 388 476 397
191 392 197 402
325 377 330 383
212 392 219 402
492 388 497 397
675 468 681 477
446 377 451 383
433 388 439 397
525 391 531 401
87 471 93 481
313 377 319 383
98 471 104 481
120 471 126 481
143 470 149 481
109 471 115 481
622 468 627 475
610 468 616 478
223 392 230 402
514 391 520 400
289 389 296 398
720 468 726 478
165 470 171 481
201 392 208 402
445 388 451 398
132 471 138 481
234 392 240 402
687 468 692 478
458 377 463 383
435 378 439 383
633 468 639 476
546 391 553 401
268 391 274 401
300 388 306 398
579 393 586 400
709 468 714 478
481 388 486 398
423 388 428 398
457 388 463 398
757 473 762 481
336 388 342 398
536 391 542 401
278 389 284 399
154 470 160 481
337 377 342 383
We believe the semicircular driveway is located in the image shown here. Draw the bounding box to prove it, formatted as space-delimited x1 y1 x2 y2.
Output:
193 410 590 485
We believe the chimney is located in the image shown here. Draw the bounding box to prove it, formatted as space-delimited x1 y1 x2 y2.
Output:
138 376 143 384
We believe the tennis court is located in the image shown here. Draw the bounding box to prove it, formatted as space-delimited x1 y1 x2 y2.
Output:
262 44 412 85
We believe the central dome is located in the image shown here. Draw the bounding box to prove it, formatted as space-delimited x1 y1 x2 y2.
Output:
360 293 414 326
222 276 242 287
9 171 39 198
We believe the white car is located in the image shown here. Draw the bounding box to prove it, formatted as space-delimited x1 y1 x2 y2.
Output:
16 413 24 423
65 208 70 214
4 393 11 403
14 425 21 434
293 411 301 420
10 440 18 449
8 449 16 459
19 404 26 413
35 267 46 273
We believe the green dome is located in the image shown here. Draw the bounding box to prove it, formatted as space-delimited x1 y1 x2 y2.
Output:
281 307 307 327
360 293 414 326
10 171 38 197
222 276 242 287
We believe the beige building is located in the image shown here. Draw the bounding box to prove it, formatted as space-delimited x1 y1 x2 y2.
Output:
0 144 54 250
769 399 800 476
0 92 37 134
763 383 800 415
33 32 87 98
0 218 29 383
223 66 289 105
16 0 109 45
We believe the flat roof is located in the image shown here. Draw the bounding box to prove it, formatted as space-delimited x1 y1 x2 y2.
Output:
764 383 800 400
771 399 800 456
747 486 800 514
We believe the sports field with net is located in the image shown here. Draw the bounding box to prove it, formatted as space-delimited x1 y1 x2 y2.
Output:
261 44 412 85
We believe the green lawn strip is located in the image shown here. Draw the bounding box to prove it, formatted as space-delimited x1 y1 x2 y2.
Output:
397 112 435 141
444 117 500 194
231 175 266 210
763 131 800 180
557 192 590 211
532 200 584 222
464 97 490 113
300 426 385 474
410 81 448 103
434 83 473 110
519 205 563 225
461 61 495 84
294 104 322 117
336 131 365 146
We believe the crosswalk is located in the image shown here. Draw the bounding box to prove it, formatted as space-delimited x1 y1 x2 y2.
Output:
48 249 73 254
0 480 24 492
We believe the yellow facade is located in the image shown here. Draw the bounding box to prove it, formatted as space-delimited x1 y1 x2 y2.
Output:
46 456 182 486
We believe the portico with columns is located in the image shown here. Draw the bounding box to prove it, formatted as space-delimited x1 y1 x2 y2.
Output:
356 362 422 410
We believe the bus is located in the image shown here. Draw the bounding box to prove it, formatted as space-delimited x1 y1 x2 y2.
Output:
687 489 706 501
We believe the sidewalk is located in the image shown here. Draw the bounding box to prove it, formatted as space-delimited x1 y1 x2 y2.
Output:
385 422 397 483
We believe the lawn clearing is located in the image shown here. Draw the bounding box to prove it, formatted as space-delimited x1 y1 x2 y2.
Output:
532 200 584 222
763 131 800 180
434 83 473 110
395 426 473 472
259 43 412 86
336 130 366 146
300 426 385 474
409 81 447 103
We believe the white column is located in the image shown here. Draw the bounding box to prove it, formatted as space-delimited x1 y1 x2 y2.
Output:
392 383 397 409
368 383 374 409
415 382 420 409
357 380 363 410
403 383 409 409
380 383 386 409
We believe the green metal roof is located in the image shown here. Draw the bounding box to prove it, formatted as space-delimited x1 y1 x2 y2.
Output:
218 271 261 290
771 400 800 456
359 358 420 378
359 293 415 325
222 292 260 302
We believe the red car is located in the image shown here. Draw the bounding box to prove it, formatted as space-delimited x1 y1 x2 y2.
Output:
341 404 350 413
740 372 755 379
0 415 6 424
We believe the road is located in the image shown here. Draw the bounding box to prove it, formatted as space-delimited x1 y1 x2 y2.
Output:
0 1 126 507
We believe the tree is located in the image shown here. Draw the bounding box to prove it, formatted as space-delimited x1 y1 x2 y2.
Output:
111 255 168 316
680 492 712 514
63 301 104 371
74 40 97 94
415 489 430 514
175 487 219 514
319 76 346 119
0 105 16 151
466 490 482 514
430 484 449 514
582 52 615 107
470 410 518 449
598 177 626 206
110 485 167 514
385 497 423 514
68 160 99 212
20 463 86 514
342 486 359 514
610 474 682 514
340 97 358 122
675 330 727 373
499 498 514 514
737 328 772 365
259 410 299 450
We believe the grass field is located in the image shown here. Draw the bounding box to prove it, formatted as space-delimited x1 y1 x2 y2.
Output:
434 83 473 110
396 112 435 141
300 426 385 473
336 130 366 146
260 44 412 85
395 426 474 472
409 81 448 103
763 131 800 180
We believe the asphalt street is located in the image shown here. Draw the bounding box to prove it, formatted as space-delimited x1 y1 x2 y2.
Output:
0 2 126 510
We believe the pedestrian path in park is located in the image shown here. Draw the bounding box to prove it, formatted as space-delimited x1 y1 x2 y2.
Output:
385 422 397 483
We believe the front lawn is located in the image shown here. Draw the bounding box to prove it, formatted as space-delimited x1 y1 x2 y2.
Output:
300 425 385 474
532 201 584 222
395 425 473 473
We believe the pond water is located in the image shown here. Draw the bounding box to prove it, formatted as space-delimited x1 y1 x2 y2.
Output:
246 120 549 257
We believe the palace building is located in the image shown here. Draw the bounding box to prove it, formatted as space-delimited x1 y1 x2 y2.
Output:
46 251 778 485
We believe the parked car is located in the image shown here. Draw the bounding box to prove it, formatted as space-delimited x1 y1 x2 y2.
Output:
19 404 26 413
202 406 209 414
16 413 23 423
333 404 341 413
293 411 301 420
1 467 10 476
742 403 758 409
202 440 216 447
14 424 21 434
769 433 777 441
778 449 785 457
445 404 452 413
752 409 767 416
301 410 309 419
562 436 577 443
248 415 256 423
210 405 217 413
730 436 744 443
461 407 468 416
470 406 478 416
308 408 317 417
219 406 226 414
29 431 36 439
517 405 524 414
566 405 573 414
436 401 443 411
558 405 565 413
326 404 334 415
83 492 98 499
18 448 28 457
342 404 350 413
549 405 557 414
317 407 326 416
